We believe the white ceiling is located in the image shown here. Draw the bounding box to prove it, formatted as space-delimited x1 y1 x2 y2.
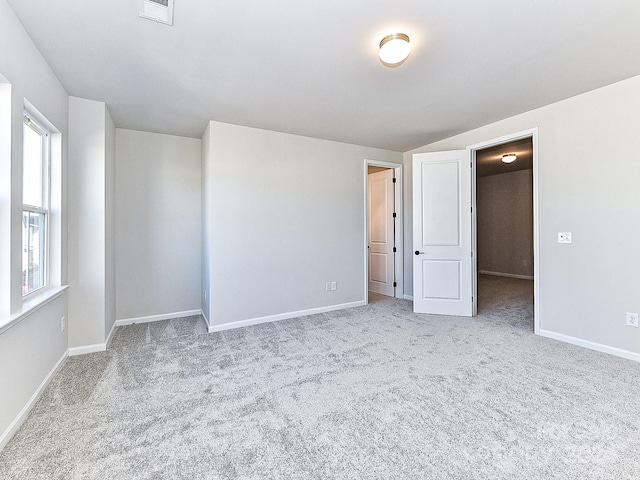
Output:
7 0 640 151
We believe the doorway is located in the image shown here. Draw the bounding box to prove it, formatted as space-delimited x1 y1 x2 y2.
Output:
364 160 403 305
470 129 540 333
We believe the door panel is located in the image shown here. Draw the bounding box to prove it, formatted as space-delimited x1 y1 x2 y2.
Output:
422 260 461 299
413 150 472 315
421 161 460 246
368 169 395 297
370 253 388 283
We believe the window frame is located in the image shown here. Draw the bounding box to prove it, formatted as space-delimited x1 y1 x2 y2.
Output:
22 112 51 297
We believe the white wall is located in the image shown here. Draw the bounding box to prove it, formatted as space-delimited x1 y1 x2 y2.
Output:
115 129 201 321
105 109 116 338
403 74 640 356
0 78 11 314
201 123 211 323
477 170 533 277
203 121 402 326
0 294 67 449
68 96 114 348
0 0 69 447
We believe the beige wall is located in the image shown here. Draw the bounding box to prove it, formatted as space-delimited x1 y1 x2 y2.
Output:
403 74 640 356
477 170 533 277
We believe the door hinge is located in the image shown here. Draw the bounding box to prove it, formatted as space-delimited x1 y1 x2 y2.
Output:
393 212 397 218
471 251 474 257
392 177 397 183
393 247 397 253
393 282 397 287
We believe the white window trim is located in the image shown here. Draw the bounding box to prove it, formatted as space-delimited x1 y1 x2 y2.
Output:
22 112 51 297
0 285 68 335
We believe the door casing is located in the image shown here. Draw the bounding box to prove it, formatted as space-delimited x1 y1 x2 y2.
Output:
364 159 403 304
368 169 396 296
468 128 540 334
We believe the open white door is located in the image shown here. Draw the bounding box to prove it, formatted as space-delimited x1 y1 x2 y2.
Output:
368 169 395 296
413 150 472 316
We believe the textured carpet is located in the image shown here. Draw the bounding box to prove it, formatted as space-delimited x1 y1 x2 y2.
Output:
1 276 639 479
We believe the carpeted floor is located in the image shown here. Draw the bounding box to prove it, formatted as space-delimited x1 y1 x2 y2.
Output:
1 275 639 479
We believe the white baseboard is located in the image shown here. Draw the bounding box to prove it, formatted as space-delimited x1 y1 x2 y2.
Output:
539 329 640 363
70 310 204 357
479 270 534 281
403 295 414 301
208 301 366 333
0 349 68 451
105 320 117 349
201 309 210 329
68 343 106 356
115 309 201 327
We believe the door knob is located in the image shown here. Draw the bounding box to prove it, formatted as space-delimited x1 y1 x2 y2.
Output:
415 250 425 255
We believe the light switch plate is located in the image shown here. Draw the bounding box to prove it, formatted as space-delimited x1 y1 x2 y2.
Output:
558 232 572 244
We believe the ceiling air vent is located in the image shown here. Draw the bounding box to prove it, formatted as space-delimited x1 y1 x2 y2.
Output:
139 0 174 26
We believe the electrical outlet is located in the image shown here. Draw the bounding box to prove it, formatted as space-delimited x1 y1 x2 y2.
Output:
626 312 639 328
60 316 65 332
326 282 331 291
522 260 527 267
331 281 337 291
558 232 572 244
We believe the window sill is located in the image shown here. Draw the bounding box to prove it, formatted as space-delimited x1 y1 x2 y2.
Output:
0 285 69 336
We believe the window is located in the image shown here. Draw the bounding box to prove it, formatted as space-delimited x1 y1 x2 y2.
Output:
22 114 49 296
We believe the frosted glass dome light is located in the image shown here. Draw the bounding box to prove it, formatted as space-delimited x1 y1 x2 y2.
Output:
501 154 517 164
379 33 411 67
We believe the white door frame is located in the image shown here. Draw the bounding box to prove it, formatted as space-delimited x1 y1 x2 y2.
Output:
364 159 404 304
468 128 540 334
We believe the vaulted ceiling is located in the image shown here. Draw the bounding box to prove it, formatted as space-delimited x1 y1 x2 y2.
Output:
7 1 640 151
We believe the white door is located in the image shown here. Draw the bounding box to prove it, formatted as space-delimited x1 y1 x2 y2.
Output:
412 150 472 315
368 169 395 297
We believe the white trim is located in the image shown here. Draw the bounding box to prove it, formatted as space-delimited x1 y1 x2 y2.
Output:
208 301 365 333
479 270 534 281
0 285 68 335
68 343 106 356
201 309 210 329
115 309 201 327
403 295 414 301
539 329 640 363
364 159 404 304
0 349 68 451
70 310 204 356
468 127 540 334
105 320 117 348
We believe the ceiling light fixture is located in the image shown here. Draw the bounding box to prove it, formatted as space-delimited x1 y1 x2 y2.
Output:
379 33 411 67
501 154 517 164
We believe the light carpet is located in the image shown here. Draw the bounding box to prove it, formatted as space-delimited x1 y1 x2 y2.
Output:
1 276 639 479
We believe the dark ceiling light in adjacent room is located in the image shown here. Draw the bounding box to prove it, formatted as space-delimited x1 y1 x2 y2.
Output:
501 153 517 164
379 33 411 67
